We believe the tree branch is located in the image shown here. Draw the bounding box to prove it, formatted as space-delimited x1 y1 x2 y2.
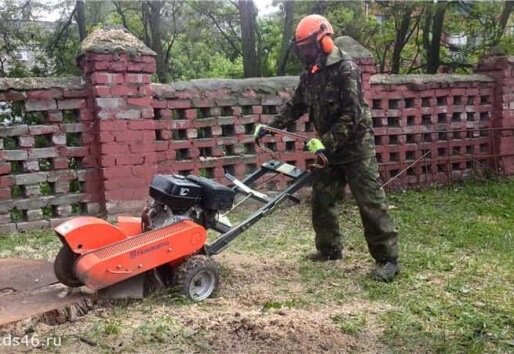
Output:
48 6 76 55
189 3 241 56
113 1 129 29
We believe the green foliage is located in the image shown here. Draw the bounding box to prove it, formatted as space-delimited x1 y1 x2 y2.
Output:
62 110 78 123
3 137 18 150
134 315 182 344
66 133 82 147
257 16 283 76
34 135 51 148
25 112 45 125
9 207 23 222
68 157 81 169
331 313 367 335
39 159 53 171
1 1 513 79
10 185 23 199
0 101 24 126
71 202 83 215
169 35 244 80
10 161 22 174
262 298 306 310
443 1 514 73
41 206 53 219
69 180 81 193
39 181 53 195
91 317 122 337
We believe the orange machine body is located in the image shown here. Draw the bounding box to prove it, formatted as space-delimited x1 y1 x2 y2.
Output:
55 217 128 254
73 219 206 290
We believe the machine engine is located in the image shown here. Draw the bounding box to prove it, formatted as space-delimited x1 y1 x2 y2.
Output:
144 174 235 230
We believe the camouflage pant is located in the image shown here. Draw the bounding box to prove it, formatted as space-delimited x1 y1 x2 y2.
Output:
311 155 399 262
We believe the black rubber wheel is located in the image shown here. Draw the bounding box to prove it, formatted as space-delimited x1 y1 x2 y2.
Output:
54 246 84 287
173 255 220 301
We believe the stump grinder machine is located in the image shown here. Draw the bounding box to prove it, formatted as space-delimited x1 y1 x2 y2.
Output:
53 126 327 301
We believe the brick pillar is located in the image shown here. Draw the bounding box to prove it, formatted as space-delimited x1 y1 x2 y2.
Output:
356 56 376 104
334 36 376 104
78 28 157 216
476 55 514 175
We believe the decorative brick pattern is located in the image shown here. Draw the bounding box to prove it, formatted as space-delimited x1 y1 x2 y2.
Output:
0 80 102 232
476 56 514 174
151 79 315 192
369 74 497 188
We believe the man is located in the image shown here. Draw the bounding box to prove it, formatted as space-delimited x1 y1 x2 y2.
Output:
254 15 399 282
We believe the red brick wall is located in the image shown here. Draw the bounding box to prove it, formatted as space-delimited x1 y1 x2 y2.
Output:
151 78 314 184
0 78 102 233
78 52 158 215
0 38 513 232
475 56 514 174
369 74 497 188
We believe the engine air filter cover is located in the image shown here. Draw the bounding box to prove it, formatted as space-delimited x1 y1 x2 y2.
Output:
150 175 202 211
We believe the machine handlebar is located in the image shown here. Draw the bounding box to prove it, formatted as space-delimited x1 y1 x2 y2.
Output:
254 125 328 169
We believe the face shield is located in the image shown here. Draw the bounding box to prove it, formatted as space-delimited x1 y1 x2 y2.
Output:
293 33 322 65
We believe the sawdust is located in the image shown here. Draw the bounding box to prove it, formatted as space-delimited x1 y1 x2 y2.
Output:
177 307 358 353
167 299 390 354
216 252 303 304
14 252 389 353
163 253 390 353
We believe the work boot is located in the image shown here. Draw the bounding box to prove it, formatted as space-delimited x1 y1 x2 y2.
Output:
371 261 400 282
307 249 343 262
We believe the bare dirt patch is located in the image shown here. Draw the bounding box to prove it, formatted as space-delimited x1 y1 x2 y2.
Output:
176 307 358 353
161 252 391 353
4 252 390 353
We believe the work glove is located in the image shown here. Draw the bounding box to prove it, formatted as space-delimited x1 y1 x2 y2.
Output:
253 124 269 139
306 138 325 154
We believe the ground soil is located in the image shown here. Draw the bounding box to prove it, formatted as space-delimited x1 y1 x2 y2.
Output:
13 251 392 353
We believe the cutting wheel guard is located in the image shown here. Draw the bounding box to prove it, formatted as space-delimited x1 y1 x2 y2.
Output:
254 125 328 169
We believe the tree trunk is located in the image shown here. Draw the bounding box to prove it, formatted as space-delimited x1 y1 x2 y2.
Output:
426 1 447 74
276 0 295 76
311 1 329 15
144 1 168 83
492 0 514 46
239 0 260 77
75 0 87 42
391 7 413 74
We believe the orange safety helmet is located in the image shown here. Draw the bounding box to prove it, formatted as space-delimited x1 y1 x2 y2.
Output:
294 14 335 65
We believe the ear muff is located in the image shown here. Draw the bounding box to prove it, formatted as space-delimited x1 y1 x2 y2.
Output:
320 35 334 54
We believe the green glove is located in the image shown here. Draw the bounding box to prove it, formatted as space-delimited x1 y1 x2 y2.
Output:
253 124 269 138
306 138 325 153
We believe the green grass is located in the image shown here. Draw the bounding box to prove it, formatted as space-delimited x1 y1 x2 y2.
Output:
0 229 59 260
219 178 514 352
1 179 513 353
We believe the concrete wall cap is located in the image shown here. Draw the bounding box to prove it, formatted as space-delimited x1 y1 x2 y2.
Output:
153 77 299 98
334 36 374 59
0 77 85 91
371 74 494 85
80 26 156 56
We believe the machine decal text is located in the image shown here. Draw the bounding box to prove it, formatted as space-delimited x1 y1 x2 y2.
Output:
130 241 170 259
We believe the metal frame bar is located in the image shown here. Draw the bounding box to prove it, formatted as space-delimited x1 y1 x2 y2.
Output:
205 162 311 256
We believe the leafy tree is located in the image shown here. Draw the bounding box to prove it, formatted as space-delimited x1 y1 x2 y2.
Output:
275 0 295 75
1 0 512 80
0 0 53 77
443 1 514 73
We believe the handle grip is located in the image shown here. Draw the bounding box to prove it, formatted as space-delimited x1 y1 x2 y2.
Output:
254 125 328 169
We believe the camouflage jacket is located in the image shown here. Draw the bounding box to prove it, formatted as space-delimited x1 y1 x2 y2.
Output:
270 47 375 164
